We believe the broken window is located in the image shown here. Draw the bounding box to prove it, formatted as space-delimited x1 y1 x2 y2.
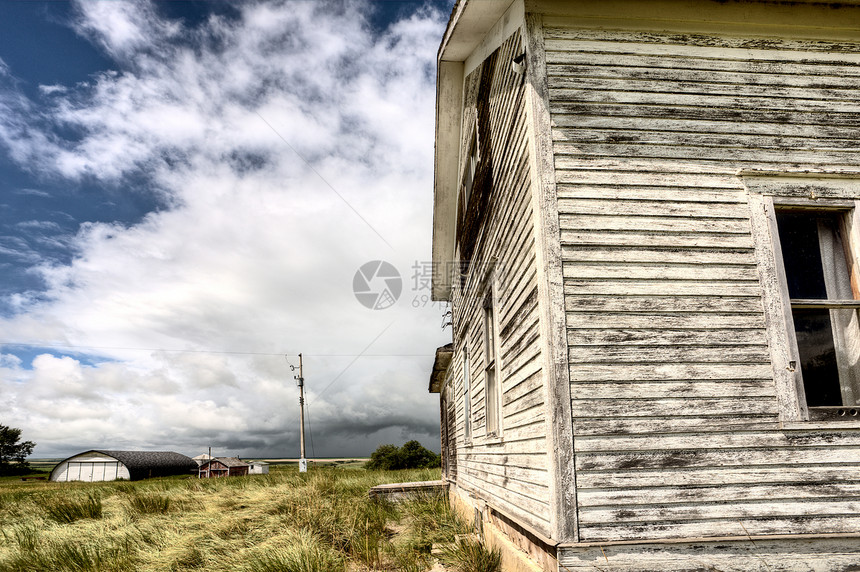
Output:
775 210 860 415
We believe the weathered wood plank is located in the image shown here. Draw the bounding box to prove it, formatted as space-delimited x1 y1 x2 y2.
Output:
562 246 756 266
503 365 543 403
564 295 763 313
550 85 860 113
555 164 742 183
580 499 860 525
572 415 779 437
574 430 860 453
547 63 860 91
578 482 860 508
558 214 752 233
461 451 548 470
569 380 775 399
564 280 763 297
576 447 860 472
455 478 552 535
462 464 551 501
562 263 759 282
556 185 748 203
554 142 860 167
560 229 755 249
544 28 860 55
571 396 776 418
568 345 771 364
566 312 764 329
574 465 860 489
567 328 767 346
557 198 753 219
548 77 860 106
544 48 860 76
553 113 860 139
502 402 546 432
558 535 860 569
551 101 860 128
460 460 551 488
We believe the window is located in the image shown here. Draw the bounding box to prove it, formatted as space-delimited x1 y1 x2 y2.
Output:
462 127 479 208
463 345 471 442
484 292 502 437
775 208 860 416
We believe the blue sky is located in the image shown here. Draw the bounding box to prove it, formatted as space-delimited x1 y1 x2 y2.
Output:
0 0 454 458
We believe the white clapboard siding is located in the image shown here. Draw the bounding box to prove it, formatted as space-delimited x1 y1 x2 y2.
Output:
547 26 860 543
558 535 860 569
448 29 553 537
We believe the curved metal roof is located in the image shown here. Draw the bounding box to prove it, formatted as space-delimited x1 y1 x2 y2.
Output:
50 450 197 481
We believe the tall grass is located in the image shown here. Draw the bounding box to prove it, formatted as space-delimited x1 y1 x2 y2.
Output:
244 530 345 572
0 467 473 572
42 492 103 523
439 536 502 572
0 540 134 572
126 491 171 515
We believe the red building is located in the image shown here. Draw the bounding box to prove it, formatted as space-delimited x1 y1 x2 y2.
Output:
197 457 249 478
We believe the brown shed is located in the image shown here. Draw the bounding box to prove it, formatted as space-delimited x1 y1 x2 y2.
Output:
197 457 249 478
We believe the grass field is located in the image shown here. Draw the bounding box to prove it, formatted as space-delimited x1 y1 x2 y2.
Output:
0 465 500 572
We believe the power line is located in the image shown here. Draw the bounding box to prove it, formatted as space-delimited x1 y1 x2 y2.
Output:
309 321 395 405
305 399 316 459
253 110 393 250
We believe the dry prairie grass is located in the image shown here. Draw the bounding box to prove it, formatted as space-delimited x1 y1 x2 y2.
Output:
0 466 499 572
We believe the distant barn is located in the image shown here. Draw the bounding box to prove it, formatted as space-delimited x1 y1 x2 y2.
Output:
198 457 249 478
50 450 197 482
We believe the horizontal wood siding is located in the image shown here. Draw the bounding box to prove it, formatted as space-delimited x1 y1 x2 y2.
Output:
450 30 552 537
546 27 860 542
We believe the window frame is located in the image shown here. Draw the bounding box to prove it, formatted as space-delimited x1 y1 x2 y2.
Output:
462 342 472 444
459 120 480 226
483 284 503 439
774 208 860 414
745 175 860 428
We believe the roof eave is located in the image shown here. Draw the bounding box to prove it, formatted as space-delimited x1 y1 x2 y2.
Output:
432 0 517 301
429 343 455 393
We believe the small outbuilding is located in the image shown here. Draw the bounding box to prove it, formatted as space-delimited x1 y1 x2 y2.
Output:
50 450 197 482
247 461 269 475
198 457 249 478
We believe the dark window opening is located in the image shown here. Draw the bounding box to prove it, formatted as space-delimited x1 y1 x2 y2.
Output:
776 210 860 410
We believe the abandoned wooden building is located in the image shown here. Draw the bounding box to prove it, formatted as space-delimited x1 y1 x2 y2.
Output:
197 457 249 478
50 450 197 482
429 0 860 569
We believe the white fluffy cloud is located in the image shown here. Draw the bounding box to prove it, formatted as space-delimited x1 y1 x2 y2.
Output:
0 0 450 458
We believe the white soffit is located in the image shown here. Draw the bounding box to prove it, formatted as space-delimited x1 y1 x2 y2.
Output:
433 0 518 301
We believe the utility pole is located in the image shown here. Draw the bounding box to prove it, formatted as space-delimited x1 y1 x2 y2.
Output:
296 353 307 473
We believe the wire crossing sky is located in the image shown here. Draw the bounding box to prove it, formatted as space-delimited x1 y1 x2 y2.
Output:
0 0 454 458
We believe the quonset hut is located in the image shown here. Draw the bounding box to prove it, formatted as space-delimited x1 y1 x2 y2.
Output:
50 450 197 482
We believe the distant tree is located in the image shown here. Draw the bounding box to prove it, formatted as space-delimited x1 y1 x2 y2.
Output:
0 425 35 476
365 444 401 471
365 441 441 471
399 440 440 469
